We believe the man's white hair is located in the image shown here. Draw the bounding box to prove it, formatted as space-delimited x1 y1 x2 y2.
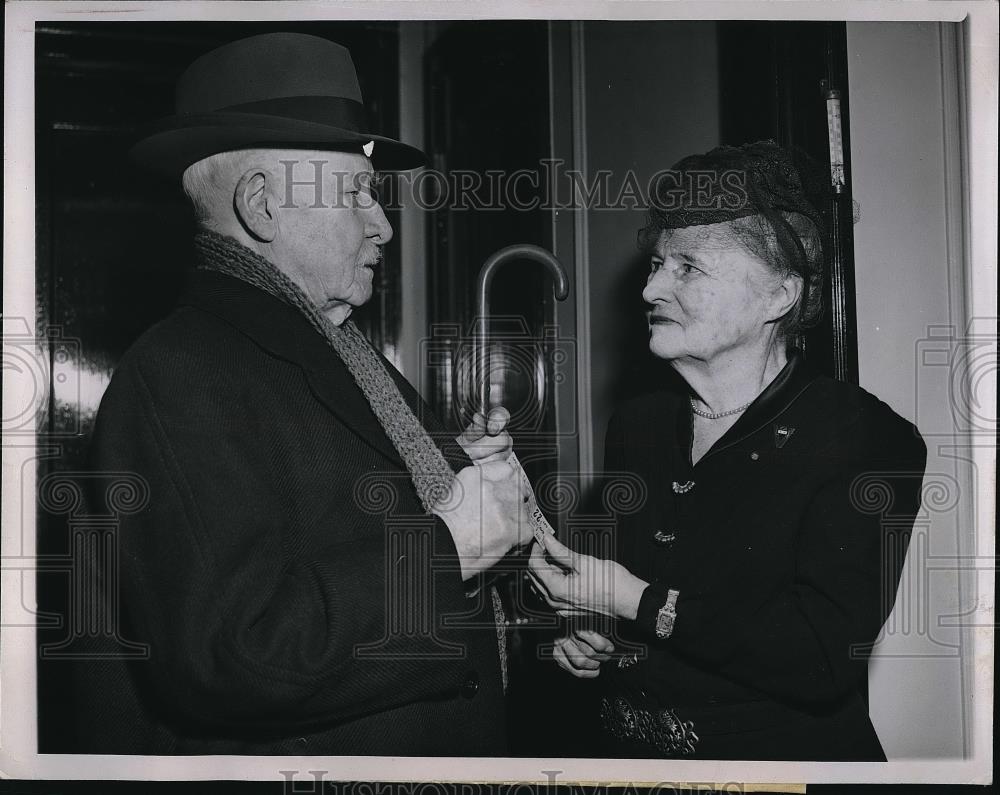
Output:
181 149 269 227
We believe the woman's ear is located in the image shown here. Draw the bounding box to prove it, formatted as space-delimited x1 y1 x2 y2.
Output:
767 272 804 324
233 168 276 242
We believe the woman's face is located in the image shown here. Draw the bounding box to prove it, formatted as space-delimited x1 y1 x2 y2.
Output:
642 222 785 364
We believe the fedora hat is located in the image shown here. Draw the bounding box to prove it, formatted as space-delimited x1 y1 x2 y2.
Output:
130 32 426 177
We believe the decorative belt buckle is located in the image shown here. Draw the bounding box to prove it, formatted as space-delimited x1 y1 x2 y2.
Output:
600 696 699 757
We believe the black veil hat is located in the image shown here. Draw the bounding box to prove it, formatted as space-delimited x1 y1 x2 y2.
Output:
642 140 832 330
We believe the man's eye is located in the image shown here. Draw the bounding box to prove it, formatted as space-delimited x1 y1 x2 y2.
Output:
650 259 663 273
680 262 698 274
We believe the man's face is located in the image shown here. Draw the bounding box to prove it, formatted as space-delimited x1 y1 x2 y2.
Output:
270 150 392 319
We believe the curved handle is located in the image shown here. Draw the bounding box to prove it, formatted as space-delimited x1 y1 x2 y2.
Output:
474 244 570 416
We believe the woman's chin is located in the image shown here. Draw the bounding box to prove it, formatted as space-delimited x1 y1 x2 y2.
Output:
649 328 683 360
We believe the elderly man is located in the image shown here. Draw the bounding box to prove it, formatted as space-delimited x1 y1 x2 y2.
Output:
78 32 529 755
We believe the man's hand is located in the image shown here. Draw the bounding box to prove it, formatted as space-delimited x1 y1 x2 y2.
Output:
432 460 533 579
552 628 615 679
528 532 648 620
457 407 513 465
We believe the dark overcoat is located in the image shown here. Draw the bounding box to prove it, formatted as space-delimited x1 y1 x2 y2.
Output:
76 269 507 755
598 352 927 760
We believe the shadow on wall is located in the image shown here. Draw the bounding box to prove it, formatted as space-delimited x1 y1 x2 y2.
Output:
608 249 686 410
579 246 685 516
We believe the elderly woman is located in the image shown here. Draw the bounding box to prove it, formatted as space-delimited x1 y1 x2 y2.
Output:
529 141 926 760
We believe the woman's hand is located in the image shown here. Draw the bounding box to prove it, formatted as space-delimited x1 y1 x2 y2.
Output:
552 628 615 679
528 533 648 620
456 407 513 464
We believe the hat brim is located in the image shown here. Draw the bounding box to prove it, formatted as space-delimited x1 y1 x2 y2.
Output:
129 111 427 177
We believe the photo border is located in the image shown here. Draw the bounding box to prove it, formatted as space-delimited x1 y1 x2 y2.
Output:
3 0 996 786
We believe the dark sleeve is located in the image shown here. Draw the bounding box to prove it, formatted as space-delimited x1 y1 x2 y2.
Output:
90 356 473 733
633 415 927 707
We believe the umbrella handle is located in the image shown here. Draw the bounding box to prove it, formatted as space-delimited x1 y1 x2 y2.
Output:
474 244 570 417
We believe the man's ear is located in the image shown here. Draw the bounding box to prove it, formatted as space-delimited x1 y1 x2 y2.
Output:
233 168 276 242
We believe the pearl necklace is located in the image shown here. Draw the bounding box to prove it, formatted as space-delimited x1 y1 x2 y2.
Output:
689 397 753 420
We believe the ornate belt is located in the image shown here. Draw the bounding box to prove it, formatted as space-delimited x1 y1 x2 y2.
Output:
600 696 699 757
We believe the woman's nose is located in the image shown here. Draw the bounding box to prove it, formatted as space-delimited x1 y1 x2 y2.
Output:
642 267 672 304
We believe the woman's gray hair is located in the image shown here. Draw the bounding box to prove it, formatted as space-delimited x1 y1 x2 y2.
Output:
729 210 825 338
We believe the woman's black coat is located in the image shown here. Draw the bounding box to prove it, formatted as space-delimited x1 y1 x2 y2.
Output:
599 352 927 760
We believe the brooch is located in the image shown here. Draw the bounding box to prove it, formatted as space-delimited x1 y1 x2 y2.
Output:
652 530 676 547
774 424 796 449
671 480 695 494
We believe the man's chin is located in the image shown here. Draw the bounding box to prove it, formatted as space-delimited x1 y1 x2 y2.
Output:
344 289 374 311
354 282 375 303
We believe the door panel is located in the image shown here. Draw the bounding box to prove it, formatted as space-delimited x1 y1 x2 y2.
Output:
719 21 859 383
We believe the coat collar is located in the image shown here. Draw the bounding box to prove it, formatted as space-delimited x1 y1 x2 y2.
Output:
674 348 818 470
178 268 411 467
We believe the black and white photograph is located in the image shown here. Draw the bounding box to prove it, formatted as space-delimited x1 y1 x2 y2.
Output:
1 0 996 788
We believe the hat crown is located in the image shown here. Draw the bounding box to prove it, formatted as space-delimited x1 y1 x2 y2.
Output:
175 32 363 114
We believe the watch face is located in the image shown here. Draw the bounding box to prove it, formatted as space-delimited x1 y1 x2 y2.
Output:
655 604 676 638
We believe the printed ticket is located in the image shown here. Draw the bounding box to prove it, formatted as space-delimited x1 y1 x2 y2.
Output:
507 451 556 543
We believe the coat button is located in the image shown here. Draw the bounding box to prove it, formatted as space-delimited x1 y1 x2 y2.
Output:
461 671 480 699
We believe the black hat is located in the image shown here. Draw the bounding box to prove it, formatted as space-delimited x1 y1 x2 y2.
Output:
648 141 824 232
130 32 426 177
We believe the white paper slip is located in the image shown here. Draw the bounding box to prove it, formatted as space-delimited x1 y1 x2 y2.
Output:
506 451 556 543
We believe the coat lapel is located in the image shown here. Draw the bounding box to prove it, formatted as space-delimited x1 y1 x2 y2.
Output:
300 358 407 469
179 269 406 468
696 349 818 462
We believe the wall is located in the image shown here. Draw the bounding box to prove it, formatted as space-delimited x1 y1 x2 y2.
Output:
582 21 721 469
847 21 970 758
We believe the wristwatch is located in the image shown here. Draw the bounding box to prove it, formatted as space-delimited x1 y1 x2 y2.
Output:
654 589 680 639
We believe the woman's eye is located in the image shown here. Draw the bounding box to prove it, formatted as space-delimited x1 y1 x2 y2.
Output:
680 262 698 275
650 259 663 273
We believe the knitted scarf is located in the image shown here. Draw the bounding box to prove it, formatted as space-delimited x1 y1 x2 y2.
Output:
194 229 507 688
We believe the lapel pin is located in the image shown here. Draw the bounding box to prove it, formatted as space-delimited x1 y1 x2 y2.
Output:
774 424 796 449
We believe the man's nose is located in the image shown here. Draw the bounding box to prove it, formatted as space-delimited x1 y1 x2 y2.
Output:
366 201 393 245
